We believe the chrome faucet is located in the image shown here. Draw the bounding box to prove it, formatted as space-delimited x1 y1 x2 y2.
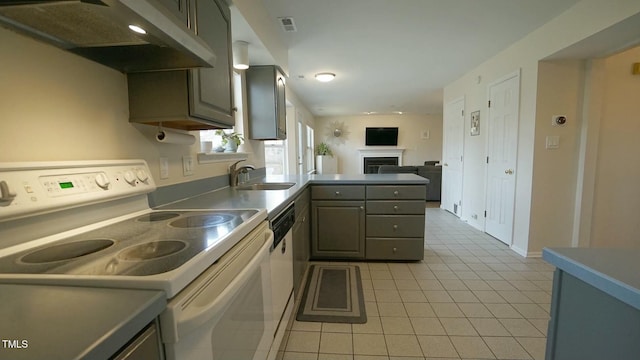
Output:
229 160 255 187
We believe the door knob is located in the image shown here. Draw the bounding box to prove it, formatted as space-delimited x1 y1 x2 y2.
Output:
504 169 514 175
443 163 449 166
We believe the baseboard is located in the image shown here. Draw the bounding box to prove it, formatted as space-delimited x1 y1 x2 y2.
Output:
510 245 542 258
510 244 527 257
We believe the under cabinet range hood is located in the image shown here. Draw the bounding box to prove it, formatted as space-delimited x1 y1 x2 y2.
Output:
0 0 217 72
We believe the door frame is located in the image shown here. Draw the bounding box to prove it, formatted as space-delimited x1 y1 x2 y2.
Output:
483 69 521 246
442 96 465 217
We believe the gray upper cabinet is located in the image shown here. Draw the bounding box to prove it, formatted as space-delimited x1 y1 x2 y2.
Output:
157 0 188 24
246 66 287 140
128 0 235 130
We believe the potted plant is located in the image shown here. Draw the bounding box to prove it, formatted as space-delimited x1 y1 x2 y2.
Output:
315 142 337 174
315 142 333 157
215 130 244 153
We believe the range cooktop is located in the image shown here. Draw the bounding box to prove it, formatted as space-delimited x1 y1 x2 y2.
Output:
0 210 259 276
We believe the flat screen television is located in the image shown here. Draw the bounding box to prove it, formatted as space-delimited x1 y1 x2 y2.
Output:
365 127 398 146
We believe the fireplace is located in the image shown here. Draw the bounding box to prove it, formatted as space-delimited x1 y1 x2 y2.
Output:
358 148 404 174
363 157 398 174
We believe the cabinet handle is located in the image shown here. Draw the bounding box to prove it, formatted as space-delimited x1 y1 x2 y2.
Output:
393 190 399 196
281 239 286 254
302 216 306 223
393 224 398 230
360 206 364 210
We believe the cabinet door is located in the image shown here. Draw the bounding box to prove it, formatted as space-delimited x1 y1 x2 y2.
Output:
276 73 286 138
311 201 365 259
189 0 234 126
157 0 188 24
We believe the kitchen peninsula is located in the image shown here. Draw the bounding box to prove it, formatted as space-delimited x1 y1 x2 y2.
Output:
158 173 429 262
543 248 640 360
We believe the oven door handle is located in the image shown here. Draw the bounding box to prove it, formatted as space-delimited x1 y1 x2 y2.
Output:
175 230 273 338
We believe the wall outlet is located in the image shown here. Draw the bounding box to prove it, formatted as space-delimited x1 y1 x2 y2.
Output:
182 156 194 176
159 157 169 179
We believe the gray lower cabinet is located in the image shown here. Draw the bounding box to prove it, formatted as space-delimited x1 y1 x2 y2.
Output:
113 320 164 360
546 270 640 360
311 201 365 259
292 188 310 298
309 184 425 261
128 0 234 130
311 187 365 259
365 185 426 261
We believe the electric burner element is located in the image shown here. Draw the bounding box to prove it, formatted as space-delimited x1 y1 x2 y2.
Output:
20 239 115 264
136 212 181 222
118 241 186 261
170 214 240 229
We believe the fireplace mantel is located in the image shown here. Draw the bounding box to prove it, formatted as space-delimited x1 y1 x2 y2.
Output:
358 148 405 174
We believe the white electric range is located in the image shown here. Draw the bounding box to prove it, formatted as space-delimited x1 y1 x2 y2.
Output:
0 160 275 360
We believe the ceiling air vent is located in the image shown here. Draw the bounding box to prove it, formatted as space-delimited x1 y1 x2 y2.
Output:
278 17 297 32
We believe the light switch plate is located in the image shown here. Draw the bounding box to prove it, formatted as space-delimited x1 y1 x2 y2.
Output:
182 156 194 176
159 157 169 179
546 135 560 149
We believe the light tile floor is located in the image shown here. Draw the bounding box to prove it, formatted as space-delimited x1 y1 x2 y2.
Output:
279 207 554 360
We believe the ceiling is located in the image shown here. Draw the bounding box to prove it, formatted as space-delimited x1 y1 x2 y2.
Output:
232 0 582 117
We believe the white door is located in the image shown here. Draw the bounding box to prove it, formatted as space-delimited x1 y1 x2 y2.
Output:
442 97 465 216
485 71 520 245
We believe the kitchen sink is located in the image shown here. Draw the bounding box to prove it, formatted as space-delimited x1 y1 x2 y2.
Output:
236 182 295 191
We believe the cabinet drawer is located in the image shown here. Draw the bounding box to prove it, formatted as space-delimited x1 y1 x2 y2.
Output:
366 215 425 238
366 201 425 215
366 185 426 200
366 238 424 260
312 185 365 200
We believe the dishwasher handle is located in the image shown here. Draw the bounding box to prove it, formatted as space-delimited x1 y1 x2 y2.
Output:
167 230 273 342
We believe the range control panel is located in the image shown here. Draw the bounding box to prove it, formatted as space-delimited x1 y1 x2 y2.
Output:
0 160 156 222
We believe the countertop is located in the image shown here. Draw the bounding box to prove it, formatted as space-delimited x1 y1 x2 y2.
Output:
543 248 640 311
161 173 428 219
0 284 165 360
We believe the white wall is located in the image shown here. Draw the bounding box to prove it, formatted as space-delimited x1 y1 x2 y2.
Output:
0 27 318 187
314 114 443 174
444 0 640 255
528 60 585 251
589 46 640 248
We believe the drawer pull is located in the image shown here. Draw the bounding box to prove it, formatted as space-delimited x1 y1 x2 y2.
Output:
360 206 364 210
393 247 397 253
335 191 341 196
393 225 398 230
393 190 399 196
393 205 399 211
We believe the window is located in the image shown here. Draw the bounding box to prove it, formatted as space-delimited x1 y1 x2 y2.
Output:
265 140 287 175
305 125 315 174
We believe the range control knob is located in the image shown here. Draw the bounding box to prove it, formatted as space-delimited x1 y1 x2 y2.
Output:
136 169 149 182
0 180 17 202
124 171 136 185
95 173 110 189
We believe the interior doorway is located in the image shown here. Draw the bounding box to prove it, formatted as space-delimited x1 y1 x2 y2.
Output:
484 70 520 246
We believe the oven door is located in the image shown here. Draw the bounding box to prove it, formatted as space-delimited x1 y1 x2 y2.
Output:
161 222 274 360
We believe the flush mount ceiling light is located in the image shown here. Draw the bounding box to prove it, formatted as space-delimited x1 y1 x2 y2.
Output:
232 41 249 70
128 24 146 35
315 72 336 82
